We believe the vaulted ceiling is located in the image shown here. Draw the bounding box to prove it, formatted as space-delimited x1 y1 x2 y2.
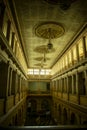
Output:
10 0 87 69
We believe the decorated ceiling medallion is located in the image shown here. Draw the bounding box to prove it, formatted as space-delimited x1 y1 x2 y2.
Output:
35 22 64 39
34 45 55 53
34 57 50 61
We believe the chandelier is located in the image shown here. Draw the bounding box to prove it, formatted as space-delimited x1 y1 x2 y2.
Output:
47 28 53 52
34 21 65 67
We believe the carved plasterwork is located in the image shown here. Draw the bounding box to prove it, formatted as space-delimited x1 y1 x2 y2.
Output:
12 0 87 69
34 45 55 53
35 22 64 39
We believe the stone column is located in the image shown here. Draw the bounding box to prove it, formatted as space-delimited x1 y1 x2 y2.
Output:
56 80 57 92
61 106 64 125
0 62 10 98
66 76 69 100
63 78 65 93
8 67 13 96
6 20 11 42
57 80 58 96
84 70 87 95
19 75 21 100
50 81 53 95
82 36 87 58
72 75 74 94
67 108 70 124
61 78 63 98
67 54 69 68
64 77 67 93
76 71 80 104
3 61 10 113
14 70 17 105
55 80 57 92
76 44 79 62
71 49 74 65
14 40 17 56
57 105 60 124
59 79 61 92
21 77 24 98
11 32 15 50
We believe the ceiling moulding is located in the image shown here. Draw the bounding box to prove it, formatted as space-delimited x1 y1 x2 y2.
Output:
7 0 29 68
34 21 65 39
51 23 87 69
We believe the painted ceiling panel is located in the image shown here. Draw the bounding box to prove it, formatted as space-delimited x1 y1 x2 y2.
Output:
12 0 87 68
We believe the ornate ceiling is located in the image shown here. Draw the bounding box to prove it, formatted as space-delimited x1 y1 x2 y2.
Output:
10 0 87 69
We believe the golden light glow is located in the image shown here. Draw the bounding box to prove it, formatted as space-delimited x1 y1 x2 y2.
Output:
27 69 51 75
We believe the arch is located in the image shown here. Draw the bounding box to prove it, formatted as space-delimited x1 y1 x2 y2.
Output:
63 108 67 125
55 103 57 109
78 72 86 95
15 114 18 125
12 116 15 126
41 99 50 111
58 104 61 116
57 104 62 124
28 99 37 113
70 112 77 125
83 121 87 125
8 123 12 126
18 109 22 125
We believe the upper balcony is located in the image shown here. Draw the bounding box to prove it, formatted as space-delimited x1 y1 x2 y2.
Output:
28 90 51 97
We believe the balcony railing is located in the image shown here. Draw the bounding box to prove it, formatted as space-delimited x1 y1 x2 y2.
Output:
28 90 51 96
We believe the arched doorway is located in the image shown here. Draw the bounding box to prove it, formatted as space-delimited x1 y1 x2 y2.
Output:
83 121 87 125
15 114 18 126
41 99 50 111
58 104 62 124
63 108 67 125
25 99 37 125
70 112 77 125
28 99 37 113
40 99 51 119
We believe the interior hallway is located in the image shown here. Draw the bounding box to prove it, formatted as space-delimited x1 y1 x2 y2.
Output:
0 0 87 128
